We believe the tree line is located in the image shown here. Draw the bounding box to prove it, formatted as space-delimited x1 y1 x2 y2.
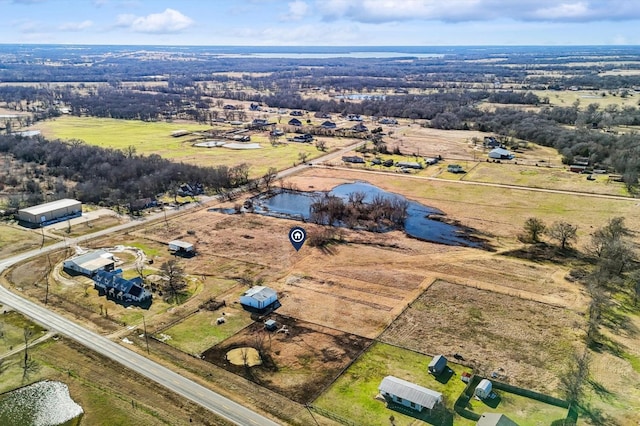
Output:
0 134 250 210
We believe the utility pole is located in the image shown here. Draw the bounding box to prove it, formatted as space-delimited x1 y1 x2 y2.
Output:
304 405 320 426
44 254 52 305
143 316 150 355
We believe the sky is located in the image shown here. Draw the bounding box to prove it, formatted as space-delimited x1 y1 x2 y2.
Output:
1 0 640 46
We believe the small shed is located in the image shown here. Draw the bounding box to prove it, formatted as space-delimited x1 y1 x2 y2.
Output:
168 240 194 254
428 355 447 375
264 319 277 331
475 379 493 399
240 286 278 311
476 413 518 426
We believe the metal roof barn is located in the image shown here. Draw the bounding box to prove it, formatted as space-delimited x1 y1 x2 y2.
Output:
18 199 81 226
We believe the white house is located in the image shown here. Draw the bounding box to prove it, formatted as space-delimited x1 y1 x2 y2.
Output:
378 376 443 413
488 148 514 160
240 286 278 310
475 379 493 399
168 240 194 254
63 250 115 277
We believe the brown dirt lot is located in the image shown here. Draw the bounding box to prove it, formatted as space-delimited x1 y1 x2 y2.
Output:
379 280 585 395
202 315 371 404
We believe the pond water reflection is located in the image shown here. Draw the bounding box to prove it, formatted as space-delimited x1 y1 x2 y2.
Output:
213 181 481 247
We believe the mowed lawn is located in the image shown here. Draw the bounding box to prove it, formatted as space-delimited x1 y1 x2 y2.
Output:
36 116 346 177
313 341 472 426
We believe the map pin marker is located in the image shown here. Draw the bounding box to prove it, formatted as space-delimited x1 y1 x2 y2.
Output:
289 226 307 251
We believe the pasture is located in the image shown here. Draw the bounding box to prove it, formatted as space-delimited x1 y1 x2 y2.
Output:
36 116 351 177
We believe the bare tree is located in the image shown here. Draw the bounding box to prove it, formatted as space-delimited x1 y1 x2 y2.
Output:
548 221 578 250
262 167 278 192
522 217 546 243
315 139 327 151
159 259 187 304
559 349 591 406
298 151 310 164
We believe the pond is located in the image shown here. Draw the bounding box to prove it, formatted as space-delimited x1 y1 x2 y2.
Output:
213 181 482 247
0 381 83 426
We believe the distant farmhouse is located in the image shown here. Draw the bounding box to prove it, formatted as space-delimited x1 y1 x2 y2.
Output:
342 156 365 164
240 286 278 312
288 118 303 127
320 120 337 129
290 133 314 143
396 161 423 169
93 270 151 305
63 250 115 277
488 148 514 160
378 376 443 413
18 198 82 227
168 240 195 255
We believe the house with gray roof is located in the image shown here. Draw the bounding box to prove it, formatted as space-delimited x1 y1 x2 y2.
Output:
378 376 443 413
240 286 278 311
93 270 151 305
63 250 115 277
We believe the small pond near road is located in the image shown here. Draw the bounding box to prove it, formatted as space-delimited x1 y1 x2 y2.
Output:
212 181 482 247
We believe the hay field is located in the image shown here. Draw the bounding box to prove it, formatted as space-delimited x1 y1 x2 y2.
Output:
36 116 348 176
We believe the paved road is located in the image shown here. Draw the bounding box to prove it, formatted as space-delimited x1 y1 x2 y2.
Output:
0 143 370 425
0 284 279 426
0 197 282 425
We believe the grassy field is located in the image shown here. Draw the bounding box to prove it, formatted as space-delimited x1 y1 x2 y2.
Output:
531 90 637 109
313 341 472 426
465 162 629 196
36 116 351 177
0 224 55 259
0 337 231 426
465 390 568 425
162 305 253 355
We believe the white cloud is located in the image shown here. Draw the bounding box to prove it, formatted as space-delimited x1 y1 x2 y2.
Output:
116 8 194 33
282 1 309 21
319 0 640 23
59 20 93 31
533 2 591 20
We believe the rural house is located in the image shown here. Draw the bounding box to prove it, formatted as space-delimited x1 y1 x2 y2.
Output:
488 148 514 160
93 270 152 305
240 286 278 311
63 250 115 277
342 156 365 164
288 118 302 127
428 355 447 375
378 376 443 413
476 413 518 426
396 161 423 169
447 164 465 173
168 240 195 255
320 120 337 129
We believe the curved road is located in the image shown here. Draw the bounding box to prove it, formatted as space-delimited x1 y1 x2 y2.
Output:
0 206 282 425
0 142 368 426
